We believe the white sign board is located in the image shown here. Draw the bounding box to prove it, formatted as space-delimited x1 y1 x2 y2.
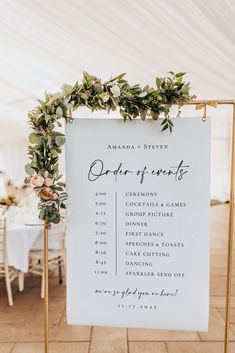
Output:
66 117 210 331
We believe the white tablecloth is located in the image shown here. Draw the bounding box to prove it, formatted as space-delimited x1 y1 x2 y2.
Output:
0 223 65 272
5 224 42 272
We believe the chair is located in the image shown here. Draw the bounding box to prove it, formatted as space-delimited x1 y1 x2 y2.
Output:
28 224 66 298
0 218 20 306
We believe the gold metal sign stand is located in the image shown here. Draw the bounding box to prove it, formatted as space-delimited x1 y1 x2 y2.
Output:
43 99 235 353
186 100 235 353
224 101 235 353
44 222 49 353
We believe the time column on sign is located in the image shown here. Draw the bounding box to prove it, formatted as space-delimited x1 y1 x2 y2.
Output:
94 191 109 276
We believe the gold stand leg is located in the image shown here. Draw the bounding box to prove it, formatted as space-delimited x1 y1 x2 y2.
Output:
44 222 49 353
224 103 235 353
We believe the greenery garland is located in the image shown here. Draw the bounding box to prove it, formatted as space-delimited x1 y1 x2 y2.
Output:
25 71 195 225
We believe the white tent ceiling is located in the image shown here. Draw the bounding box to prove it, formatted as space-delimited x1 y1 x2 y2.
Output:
0 0 235 139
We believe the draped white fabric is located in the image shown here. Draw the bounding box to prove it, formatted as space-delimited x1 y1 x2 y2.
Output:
0 0 234 200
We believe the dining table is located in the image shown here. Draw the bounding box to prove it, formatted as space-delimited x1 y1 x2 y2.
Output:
4 223 44 273
0 206 65 273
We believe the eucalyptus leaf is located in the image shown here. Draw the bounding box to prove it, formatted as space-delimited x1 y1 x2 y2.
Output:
55 136 65 147
176 72 186 78
61 84 73 95
53 215 60 224
140 110 147 121
138 91 148 98
151 111 159 120
25 164 35 176
80 93 88 100
93 83 103 94
29 132 42 144
48 212 57 221
56 106 63 118
156 77 162 89
39 209 46 220
108 73 126 83
45 115 51 124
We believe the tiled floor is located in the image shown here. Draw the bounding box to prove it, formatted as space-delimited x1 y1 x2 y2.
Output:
0 204 235 353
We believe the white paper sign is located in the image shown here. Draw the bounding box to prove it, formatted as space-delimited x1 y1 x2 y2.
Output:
66 117 210 331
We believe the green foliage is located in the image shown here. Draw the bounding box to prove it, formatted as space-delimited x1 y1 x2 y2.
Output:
25 163 35 176
26 71 195 225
